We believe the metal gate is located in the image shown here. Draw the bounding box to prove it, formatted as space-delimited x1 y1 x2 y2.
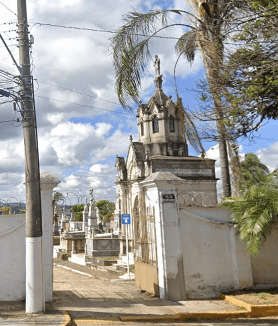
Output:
133 196 157 266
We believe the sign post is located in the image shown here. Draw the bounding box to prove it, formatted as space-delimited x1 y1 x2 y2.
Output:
121 214 131 278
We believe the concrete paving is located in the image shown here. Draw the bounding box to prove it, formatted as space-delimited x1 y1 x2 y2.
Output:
1 262 278 325
0 301 67 325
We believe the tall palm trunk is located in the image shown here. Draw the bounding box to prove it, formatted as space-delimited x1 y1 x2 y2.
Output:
197 15 232 197
213 94 232 197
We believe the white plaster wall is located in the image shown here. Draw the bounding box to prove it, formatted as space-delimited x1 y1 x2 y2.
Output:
234 232 253 288
0 214 26 301
0 175 58 302
251 223 278 284
177 180 218 207
179 207 252 299
139 173 275 301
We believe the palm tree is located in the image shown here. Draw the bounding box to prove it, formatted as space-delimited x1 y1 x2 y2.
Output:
52 192 64 215
238 153 269 192
221 155 278 257
111 1 247 197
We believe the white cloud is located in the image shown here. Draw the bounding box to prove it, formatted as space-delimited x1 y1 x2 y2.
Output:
256 141 278 172
46 113 66 125
35 0 82 11
49 90 82 109
90 164 108 173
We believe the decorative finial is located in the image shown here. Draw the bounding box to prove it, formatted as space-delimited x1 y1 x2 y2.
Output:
129 135 133 142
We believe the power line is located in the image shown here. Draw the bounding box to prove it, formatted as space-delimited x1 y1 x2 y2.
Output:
0 118 20 123
33 22 180 40
0 2 17 16
33 22 117 35
36 95 135 116
37 80 120 106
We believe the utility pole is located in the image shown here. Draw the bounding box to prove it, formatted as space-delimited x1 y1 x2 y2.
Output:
17 0 44 313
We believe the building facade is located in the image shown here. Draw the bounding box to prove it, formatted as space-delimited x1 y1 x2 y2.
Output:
113 56 217 255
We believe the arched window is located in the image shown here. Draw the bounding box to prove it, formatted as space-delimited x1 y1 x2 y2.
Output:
169 115 175 132
141 122 144 136
152 116 159 133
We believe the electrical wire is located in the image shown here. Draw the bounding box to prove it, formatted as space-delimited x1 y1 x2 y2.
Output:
33 22 180 40
36 95 135 116
0 2 17 16
0 118 20 123
36 80 121 106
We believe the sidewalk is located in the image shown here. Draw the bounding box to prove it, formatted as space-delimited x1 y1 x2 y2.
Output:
1 261 278 325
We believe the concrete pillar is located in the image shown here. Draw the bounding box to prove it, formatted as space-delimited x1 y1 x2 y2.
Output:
157 189 186 300
40 172 60 302
141 172 186 301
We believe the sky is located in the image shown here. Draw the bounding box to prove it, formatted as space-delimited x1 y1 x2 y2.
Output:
0 0 277 206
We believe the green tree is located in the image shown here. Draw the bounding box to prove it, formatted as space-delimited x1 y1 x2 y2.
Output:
111 1 248 198
0 206 11 215
19 207 26 214
223 0 278 136
52 192 65 216
53 192 64 205
70 204 84 221
95 200 115 222
237 153 269 192
221 154 278 256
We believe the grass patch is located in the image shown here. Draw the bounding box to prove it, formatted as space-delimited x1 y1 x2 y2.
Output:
98 257 117 261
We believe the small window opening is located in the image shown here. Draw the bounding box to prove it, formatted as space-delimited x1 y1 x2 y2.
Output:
153 116 159 133
169 115 175 132
141 122 144 136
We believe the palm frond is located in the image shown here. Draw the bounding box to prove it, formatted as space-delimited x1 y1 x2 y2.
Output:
176 97 205 156
175 30 198 64
221 178 278 257
111 9 196 109
111 10 170 109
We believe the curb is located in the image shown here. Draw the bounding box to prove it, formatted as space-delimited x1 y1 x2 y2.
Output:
73 317 121 324
60 309 71 326
175 311 249 320
119 314 182 322
221 294 278 317
54 263 96 278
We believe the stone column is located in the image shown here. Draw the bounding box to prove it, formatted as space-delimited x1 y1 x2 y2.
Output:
88 189 98 230
82 201 88 231
40 172 60 302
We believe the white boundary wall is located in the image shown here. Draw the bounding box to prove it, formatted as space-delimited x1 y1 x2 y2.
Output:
0 172 59 301
137 172 278 300
0 214 26 301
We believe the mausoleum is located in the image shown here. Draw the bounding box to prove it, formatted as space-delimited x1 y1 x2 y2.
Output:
113 56 278 301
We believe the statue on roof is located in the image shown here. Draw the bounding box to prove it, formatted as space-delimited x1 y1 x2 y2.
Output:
154 55 160 76
89 189 94 204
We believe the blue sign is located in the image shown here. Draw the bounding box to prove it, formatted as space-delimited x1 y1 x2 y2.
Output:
121 214 131 225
